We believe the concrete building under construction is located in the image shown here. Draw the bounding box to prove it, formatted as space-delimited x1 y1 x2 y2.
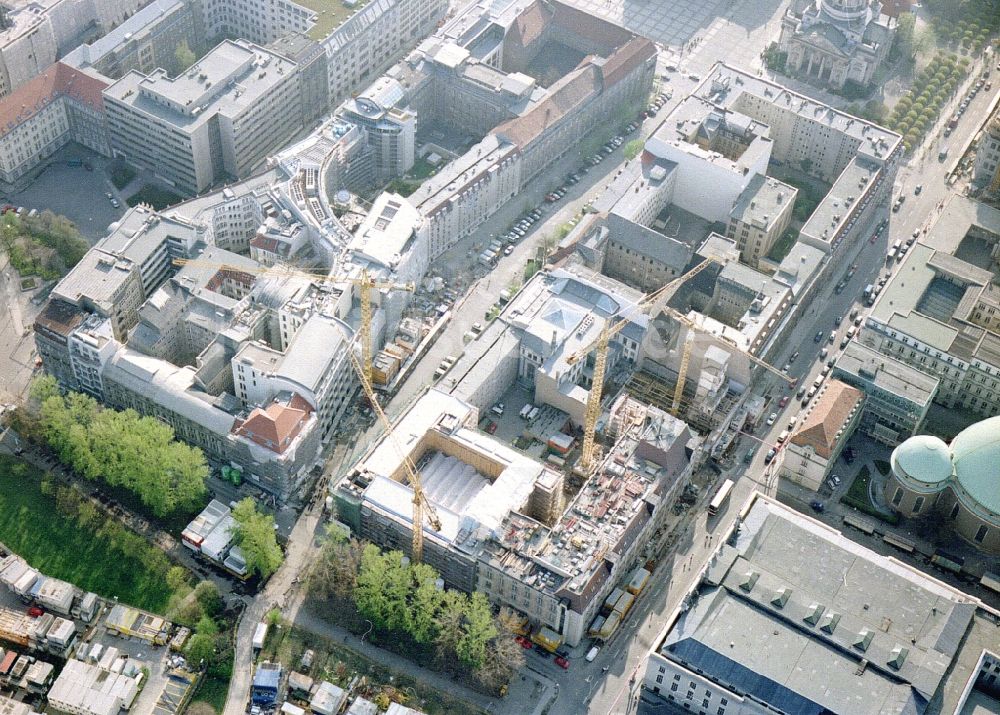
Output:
334 387 699 646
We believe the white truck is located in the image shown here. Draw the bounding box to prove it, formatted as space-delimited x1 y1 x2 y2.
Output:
253 622 268 651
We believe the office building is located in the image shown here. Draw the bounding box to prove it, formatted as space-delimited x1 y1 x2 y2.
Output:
885 416 1000 555
104 39 305 194
866 195 1000 418
779 0 896 91
642 494 1000 715
831 341 938 445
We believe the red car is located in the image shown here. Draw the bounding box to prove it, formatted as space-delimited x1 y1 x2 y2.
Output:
778 396 789 408
27 606 43 617
554 656 570 670
870 233 878 244
515 636 533 649
485 421 498 434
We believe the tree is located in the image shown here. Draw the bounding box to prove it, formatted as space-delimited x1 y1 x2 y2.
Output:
406 563 444 644
33 384 208 516
310 526 363 601
175 40 196 74
623 139 643 161
894 12 916 59
196 615 219 637
194 581 223 617
456 592 496 670
231 498 283 578
185 633 215 667
167 566 191 592
354 546 412 633
433 590 468 667
476 608 525 692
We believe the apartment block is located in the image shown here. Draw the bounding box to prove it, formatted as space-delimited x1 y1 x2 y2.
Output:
61 0 199 80
104 39 304 194
726 174 795 268
0 62 109 185
0 0 150 98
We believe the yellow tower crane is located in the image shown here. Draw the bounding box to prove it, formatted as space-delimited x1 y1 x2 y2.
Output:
172 258 436 560
566 258 718 474
347 349 442 563
660 305 792 417
171 259 414 384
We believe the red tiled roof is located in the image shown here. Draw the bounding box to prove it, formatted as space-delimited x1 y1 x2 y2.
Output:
599 36 656 88
494 64 600 147
502 0 553 56
235 399 312 454
0 62 108 135
790 381 864 459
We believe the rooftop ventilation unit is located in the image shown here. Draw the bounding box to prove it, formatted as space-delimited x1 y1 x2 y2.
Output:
771 588 791 608
739 571 759 592
853 629 874 652
803 603 825 626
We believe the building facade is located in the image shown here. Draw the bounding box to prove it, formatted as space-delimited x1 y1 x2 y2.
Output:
831 340 938 445
0 62 110 185
104 40 305 194
779 0 896 91
885 417 1000 555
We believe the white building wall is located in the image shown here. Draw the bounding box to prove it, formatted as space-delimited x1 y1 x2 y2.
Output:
644 136 760 223
644 652 768 715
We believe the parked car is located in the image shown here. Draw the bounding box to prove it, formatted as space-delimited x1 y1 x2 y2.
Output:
766 412 778 426
485 421 498 435
809 501 825 513
764 448 777 464
814 331 824 343
779 396 790 408
554 656 570 670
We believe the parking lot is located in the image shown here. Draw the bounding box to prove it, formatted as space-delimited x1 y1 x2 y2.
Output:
3 143 127 242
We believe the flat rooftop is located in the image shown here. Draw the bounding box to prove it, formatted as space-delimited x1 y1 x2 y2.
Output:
0 0 62 47
660 496 996 715
730 173 796 230
409 135 517 215
834 341 939 404
700 63 901 163
801 157 881 247
61 0 184 72
104 40 296 130
348 192 419 270
870 195 1000 361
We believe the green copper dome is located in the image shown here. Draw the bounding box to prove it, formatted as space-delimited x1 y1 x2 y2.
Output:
950 415 1000 517
891 435 952 486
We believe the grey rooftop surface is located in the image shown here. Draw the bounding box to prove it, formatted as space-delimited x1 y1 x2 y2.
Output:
661 497 993 715
104 40 297 130
700 63 901 163
730 173 795 230
800 157 880 246
834 341 939 405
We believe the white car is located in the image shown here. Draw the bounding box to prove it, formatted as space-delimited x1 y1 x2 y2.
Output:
766 412 778 426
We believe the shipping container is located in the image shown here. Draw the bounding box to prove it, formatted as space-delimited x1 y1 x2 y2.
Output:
253 622 268 651
626 567 650 596
531 627 563 653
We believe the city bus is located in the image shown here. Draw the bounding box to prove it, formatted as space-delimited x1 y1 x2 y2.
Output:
708 479 735 516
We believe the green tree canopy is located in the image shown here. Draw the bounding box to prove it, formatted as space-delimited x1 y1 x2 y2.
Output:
623 139 644 160
231 498 283 578
34 382 207 516
175 40 196 74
